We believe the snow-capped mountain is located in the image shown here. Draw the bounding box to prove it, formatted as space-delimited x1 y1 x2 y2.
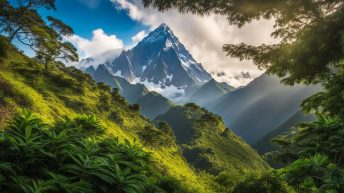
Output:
85 24 211 92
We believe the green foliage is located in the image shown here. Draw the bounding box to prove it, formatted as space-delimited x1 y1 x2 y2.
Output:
278 154 344 192
157 176 194 193
138 125 175 147
0 0 78 72
302 61 344 117
232 172 295 193
0 111 174 193
270 116 344 192
111 88 128 105
55 114 105 135
110 111 124 125
272 116 344 166
130 104 141 112
182 145 215 173
0 47 231 193
0 77 32 107
157 121 175 138
0 36 9 60
156 104 269 175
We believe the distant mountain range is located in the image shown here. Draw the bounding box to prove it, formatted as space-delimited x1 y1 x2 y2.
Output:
80 23 322 154
209 74 321 144
87 64 173 119
253 110 315 154
187 78 235 106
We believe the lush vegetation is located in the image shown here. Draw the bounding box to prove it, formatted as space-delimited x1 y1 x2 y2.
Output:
0 111 165 193
155 103 269 175
3 0 344 192
143 0 344 192
0 41 276 192
0 43 218 192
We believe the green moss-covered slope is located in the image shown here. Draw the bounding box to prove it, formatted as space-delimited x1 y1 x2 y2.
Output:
155 103 270 174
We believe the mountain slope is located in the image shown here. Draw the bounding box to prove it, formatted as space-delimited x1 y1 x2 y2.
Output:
91 64 149 103
188 78 235 106
155 103 269 174
210 74 321 144
86 64 174 119
253 111 315 154
136 91 174 119
0 47 221 193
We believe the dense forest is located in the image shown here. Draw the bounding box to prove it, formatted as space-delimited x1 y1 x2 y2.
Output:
1 0 344 192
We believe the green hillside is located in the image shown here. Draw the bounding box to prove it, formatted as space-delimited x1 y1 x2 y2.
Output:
0 46 221 193
254 111 315 154
136 91 174 119
155 103 269 174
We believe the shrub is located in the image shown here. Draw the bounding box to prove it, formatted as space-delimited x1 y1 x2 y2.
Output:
130 104 141 112
109 111 124 125
49 72 75 88
158 176 193 193
182 146 215 173
0 36 9 61
98 93 111 111
0 78 32 107
54 114 105 135
0 111 170 193
97 82 111 92
232 172 295 193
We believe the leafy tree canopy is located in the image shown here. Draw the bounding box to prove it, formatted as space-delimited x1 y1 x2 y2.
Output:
0 0 78 71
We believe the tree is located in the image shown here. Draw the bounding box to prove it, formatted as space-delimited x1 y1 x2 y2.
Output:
142 0 344 115
278 154 344 192
0 0 55 42
35 16 78 72
0 0 78 72
157 121 174 137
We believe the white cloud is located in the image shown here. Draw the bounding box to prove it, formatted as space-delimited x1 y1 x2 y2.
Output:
130 30 147 47
65 28 124 58
111 0 279 86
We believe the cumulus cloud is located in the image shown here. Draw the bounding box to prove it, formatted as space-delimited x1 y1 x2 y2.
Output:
65 28 124 58
111 0 278 86
130 30 147 47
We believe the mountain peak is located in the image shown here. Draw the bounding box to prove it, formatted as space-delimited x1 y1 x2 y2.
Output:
157 23 169 30
82 24 212 101
140 23 175 45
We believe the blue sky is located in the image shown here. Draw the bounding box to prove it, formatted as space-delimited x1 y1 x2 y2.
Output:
39 0 147 45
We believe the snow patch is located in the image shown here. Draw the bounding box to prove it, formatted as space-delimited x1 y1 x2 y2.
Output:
112 70 122 77
164 39 173 51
